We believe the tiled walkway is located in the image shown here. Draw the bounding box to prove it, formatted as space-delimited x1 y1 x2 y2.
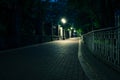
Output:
0 38 89 80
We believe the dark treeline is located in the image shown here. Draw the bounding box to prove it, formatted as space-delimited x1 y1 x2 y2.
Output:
0 0 62 50
66 0 120 33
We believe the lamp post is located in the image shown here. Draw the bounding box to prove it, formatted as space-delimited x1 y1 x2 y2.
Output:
61 18 66 40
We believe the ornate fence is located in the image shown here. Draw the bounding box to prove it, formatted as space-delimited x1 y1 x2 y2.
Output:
83 27 120 70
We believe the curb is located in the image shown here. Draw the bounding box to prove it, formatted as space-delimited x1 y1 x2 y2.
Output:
78 38 100 80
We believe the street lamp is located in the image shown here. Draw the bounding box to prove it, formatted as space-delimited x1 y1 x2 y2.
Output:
61 18 66 40
61 18 66 24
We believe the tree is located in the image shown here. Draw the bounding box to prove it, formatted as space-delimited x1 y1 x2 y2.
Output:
66 0 116 33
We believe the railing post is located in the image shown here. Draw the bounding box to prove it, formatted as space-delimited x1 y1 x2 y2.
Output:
117 27 120 67
83 27 120 71
92 32 94 52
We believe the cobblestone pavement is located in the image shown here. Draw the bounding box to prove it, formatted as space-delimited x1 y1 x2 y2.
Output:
0 38 89 80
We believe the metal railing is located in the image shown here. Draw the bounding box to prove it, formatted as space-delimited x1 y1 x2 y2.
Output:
83 27 120 70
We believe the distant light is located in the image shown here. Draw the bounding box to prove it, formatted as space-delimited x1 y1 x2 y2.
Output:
59 26 63 37
74 30 76 32
61 18 66 24
67 29 70 31
71 27 73 30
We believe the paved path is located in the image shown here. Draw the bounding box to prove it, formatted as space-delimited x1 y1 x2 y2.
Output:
0 38 89 80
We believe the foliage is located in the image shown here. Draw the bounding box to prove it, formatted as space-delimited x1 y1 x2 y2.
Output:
66 0 105 33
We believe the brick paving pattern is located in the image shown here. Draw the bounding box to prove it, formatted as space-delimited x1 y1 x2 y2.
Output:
0 38 89 80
